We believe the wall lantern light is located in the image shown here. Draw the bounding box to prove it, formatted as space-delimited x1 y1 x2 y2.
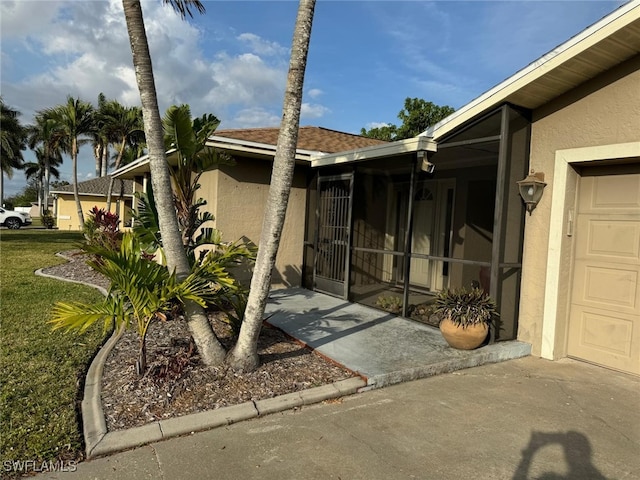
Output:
517 170 546 215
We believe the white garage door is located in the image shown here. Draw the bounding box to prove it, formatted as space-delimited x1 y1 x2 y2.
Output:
567 169 640 375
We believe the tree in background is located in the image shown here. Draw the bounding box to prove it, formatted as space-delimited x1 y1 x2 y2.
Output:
361 97 455 141
228 0 316 372
122 0 226 366
0 99 27 204
101 101 145 211
27 114 64 215
23 147 62 213
42 96 95 226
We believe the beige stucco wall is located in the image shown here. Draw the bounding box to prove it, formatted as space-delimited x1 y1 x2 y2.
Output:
200 157 309 288
55 195 133 231
518 55 640 357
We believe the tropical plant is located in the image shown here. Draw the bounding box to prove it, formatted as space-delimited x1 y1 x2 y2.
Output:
228 0 316 372
122 0 226 366
42 96 95 226
0 98 27 203
163 105 234 247
375 295 403 314
82 206 123 256
50 233 216 375
433 287 498 328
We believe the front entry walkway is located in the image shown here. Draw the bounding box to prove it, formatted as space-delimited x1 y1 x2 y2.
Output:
265 288 531 388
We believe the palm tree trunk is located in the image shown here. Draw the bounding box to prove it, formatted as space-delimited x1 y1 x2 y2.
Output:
101 144 109 177
72 137 85 227
228 0 316 372
122 0 225 366
43 156 50 216
106 136 127 212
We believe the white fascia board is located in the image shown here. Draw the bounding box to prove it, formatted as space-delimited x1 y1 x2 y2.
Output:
422 2 640 140
310 137 436 168
206 135 320 161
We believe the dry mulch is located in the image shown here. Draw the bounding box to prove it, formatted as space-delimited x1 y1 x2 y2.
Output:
41 252 355 432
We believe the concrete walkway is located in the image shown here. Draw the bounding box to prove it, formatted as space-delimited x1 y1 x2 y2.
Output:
265 288 531 387
36 357 640 479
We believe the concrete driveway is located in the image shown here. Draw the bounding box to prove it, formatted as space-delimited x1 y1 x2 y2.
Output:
38 356 639 480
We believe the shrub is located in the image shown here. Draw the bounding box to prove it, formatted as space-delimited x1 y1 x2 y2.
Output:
82 206 122 254
41 210 55 229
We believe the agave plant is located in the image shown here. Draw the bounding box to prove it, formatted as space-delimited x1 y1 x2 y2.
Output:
50 233 218 375
433 287 498 328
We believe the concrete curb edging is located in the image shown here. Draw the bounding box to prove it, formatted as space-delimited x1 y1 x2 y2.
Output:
88 377 367 459
37 254 367 460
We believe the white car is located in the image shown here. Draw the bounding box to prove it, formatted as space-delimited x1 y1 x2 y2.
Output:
0 207 32 229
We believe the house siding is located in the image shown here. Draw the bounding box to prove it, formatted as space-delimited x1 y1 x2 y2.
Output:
55 195 132 231
212 158 309 288
518 55 640 357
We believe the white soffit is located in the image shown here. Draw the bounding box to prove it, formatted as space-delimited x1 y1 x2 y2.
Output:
423 2 640 141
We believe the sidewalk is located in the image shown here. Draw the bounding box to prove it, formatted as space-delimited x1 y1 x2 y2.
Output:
38 356 640 479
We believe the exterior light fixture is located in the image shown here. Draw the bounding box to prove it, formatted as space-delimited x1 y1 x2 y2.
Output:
517 170 546 215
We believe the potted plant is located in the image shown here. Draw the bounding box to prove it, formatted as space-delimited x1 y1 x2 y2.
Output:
433 287 498 350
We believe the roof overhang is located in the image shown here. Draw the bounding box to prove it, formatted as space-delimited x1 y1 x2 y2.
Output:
423 3 640 141
311 136 437 168
112 136 323 179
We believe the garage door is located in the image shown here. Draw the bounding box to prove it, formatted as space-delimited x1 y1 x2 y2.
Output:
567 169 640 375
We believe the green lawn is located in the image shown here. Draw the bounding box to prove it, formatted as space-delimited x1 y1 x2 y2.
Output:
0 230 107 472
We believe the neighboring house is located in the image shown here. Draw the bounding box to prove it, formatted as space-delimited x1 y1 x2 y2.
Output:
114 3 639 376
112 126 387 287
51 177 135 231
308 3 640 375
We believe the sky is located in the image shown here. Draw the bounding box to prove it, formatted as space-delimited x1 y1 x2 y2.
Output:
0 0 625 198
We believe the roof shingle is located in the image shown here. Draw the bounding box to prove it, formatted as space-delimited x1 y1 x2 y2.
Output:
214 126 388 153
51 176 134 196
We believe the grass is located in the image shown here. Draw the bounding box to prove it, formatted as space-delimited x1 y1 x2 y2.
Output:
0 230 107 473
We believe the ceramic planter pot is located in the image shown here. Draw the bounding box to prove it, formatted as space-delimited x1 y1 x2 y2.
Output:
439 317 488 350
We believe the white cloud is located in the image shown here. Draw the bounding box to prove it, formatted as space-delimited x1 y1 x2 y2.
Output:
307 88 323 99
0 0 64 38
301 103 330 119
1 0 291 124
237 33 287 57
227 107 281 129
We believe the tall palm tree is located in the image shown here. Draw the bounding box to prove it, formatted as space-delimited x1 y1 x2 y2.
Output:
43 96 94 226
0 99 27 204
122 0 225 366
101 102 144 211
228 0 317 372
92 93 109 178
27 114 64 215
24 147 62 213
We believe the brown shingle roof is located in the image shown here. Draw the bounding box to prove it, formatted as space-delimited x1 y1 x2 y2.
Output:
51 176 134 196
214 126 388 153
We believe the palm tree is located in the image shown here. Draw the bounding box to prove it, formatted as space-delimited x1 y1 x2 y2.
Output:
23 147 61 213
0 99 27 204
101 102 144 211
122 0 225 366
92 93 109 178
43 96 94 226
228 0 317 372
27 114 64 215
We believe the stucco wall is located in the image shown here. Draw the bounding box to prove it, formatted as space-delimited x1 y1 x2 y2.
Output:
518 55 640 356
211 157 309 288
55 195 132 231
